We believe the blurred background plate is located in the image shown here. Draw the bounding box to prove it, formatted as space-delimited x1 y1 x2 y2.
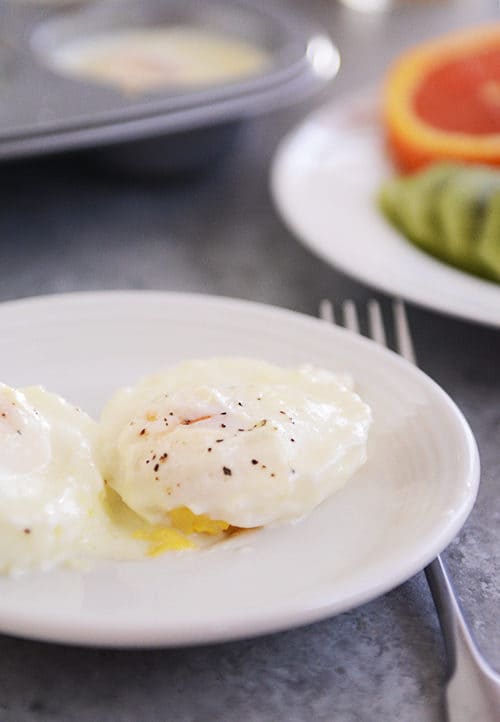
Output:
0 0 339 171
271 89 500 328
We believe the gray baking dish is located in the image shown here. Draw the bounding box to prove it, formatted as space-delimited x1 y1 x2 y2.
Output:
0 0 339 171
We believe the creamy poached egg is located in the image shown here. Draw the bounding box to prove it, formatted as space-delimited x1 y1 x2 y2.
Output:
0 383 105 574
99 359 372 529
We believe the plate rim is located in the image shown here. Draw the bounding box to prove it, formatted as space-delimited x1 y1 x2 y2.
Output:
0 290 481 647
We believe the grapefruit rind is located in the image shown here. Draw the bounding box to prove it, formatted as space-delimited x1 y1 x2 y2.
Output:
384 25 500 172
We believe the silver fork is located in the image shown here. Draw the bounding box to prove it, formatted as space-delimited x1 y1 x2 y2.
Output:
320 298 500 722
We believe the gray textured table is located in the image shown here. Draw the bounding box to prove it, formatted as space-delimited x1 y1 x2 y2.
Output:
1 1 499 721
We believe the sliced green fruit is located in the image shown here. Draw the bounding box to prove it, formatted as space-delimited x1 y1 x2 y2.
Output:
400 163 456 251
437 166 500 273
377 161 500 283
379 164 455 252
477 190 500 281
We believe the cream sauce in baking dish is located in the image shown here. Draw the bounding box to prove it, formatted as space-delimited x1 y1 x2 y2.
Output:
44 26 270 94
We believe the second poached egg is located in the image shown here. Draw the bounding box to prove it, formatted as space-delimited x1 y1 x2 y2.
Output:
98 358 372 529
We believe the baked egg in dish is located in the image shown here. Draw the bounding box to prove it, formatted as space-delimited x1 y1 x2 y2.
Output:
44 26 270 94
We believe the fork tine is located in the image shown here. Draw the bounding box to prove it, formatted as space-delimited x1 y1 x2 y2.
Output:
342 300 360 334
367 300 387 347
319 299 335 324
393 299 417 365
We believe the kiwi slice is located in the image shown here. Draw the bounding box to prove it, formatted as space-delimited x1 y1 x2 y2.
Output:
378 162 500 282
378 177 408 229
378 164 455 253
477 189 500 282
437 166 500 273
399 163 456 252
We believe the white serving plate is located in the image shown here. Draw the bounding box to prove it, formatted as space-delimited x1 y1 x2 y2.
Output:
271 89 500 328
0 291 479 647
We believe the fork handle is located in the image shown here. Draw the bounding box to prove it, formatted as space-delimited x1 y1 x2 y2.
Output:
425 556 500 722
425 556 470 668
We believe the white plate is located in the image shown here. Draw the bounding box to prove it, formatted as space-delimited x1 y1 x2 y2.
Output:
0 291 479 647
271 90 500 327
